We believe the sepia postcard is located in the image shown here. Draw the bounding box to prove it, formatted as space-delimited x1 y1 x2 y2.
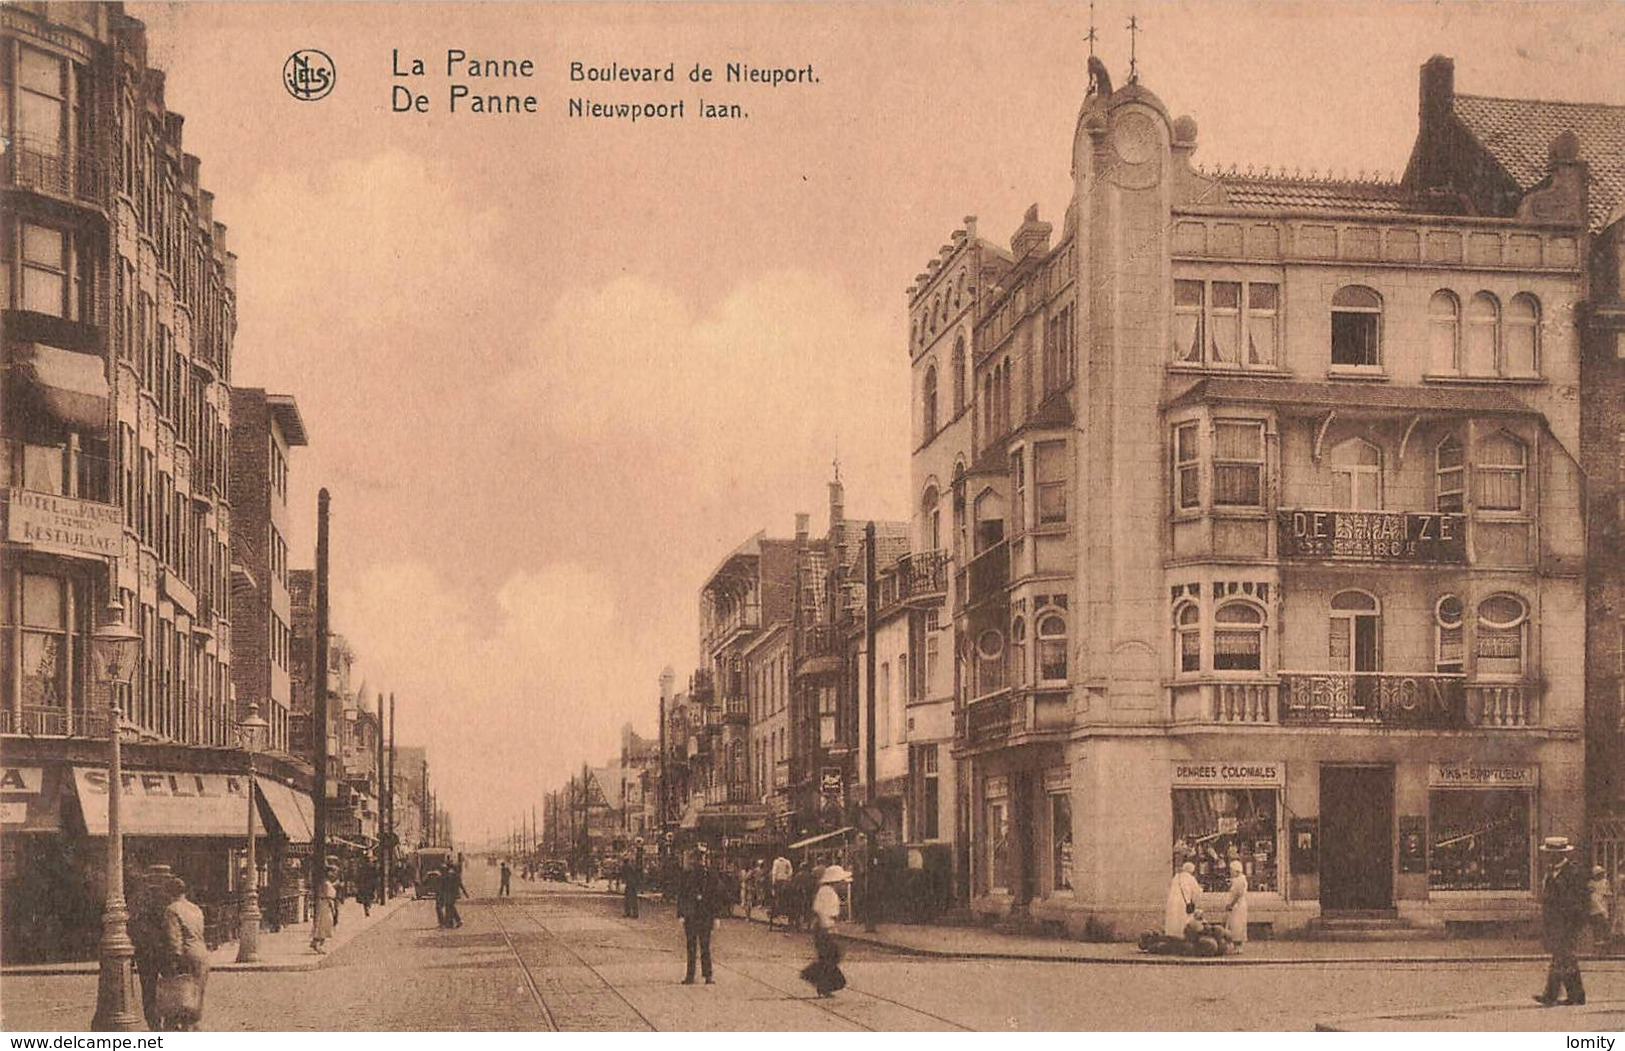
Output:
1 0 1623 1037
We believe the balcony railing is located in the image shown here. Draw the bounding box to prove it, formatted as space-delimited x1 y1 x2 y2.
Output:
0 706 111 737
956 689 1070 749
899 549 949 602
705 603 761 649
1277 509 1467 564
1279 672 1471 728
1 141 109 206
801 624 842 662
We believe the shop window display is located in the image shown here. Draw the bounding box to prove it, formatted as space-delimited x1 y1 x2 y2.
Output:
1428 789 1530 891
1172 788 1279 893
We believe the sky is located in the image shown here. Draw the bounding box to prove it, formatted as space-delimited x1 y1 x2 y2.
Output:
127 0 1625 847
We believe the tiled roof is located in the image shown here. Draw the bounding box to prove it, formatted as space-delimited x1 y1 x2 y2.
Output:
1212 173 1412 215
1454 93 1625 232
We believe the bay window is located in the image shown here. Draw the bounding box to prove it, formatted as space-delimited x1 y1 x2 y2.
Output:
1036 612 1067 682
1176 603 1200 673
1435 595 1464 674
1435 437 1465 513
1034 440 1067 525
1173 422 1199 510
1213 421 1265 507
1213 602 1264 672
1476 594 1527 678
1475 432 1526 512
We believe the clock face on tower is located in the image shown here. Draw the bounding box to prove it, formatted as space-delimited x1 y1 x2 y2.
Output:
1113 111 1158 166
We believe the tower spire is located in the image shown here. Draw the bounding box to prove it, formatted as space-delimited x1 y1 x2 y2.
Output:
1086 0 1097 58
1126 14 1140 82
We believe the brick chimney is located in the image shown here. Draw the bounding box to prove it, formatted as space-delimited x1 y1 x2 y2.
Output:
1413 55 1456 193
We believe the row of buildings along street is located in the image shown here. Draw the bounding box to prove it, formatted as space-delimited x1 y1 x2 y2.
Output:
542 54 1625 940
0 2 452 965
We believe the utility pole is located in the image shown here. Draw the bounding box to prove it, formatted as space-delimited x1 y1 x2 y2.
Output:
420 758 429 849
313 489 331 879
657 690 667 844
863 520 879 932
387 693 396 897
375 688 386 900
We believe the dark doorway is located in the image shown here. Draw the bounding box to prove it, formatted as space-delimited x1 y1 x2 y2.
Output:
1319 765 1394 911
1012 772 1036 907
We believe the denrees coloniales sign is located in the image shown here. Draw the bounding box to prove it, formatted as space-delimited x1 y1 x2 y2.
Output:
1278 509 1466 563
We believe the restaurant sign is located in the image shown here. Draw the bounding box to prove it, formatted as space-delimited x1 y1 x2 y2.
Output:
1278 510 1466 563
3 487 124 560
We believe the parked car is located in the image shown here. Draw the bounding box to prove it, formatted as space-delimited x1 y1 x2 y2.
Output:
541 859 568 881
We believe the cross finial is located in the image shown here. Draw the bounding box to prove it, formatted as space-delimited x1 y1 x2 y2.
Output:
833 456 842 483
1086 0 1097 57
1127 15 1140 81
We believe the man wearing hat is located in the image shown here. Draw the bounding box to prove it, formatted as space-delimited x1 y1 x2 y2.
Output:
675 846 721 983
1534 836 1587 1006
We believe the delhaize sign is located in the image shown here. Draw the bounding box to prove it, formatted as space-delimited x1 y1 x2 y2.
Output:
3 487 124 560
1278 510 1466 564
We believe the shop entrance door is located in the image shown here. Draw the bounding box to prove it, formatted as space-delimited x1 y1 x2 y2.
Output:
1319 765 1394 911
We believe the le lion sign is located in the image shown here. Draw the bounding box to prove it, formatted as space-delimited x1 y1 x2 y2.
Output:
1278 510 1466 564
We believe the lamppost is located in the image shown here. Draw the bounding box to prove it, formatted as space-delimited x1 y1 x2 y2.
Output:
90 606 142 1032
236 702 269 963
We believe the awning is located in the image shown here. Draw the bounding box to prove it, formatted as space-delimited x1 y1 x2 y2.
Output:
788 826 854 851
17 344 110 433
71 767 248 837
1 764 66 833
254 777 315 844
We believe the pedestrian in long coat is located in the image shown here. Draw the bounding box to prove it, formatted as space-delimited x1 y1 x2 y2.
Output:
801 865 849 997
499 860 512 897
310 867 338 953
160 877 209 1031
1534 837 1588 1006
356 863 377 917
439 862 467 928
1164 861 1201 938
1224 860 1249 951
675 848 722 983
622 848 643 918
130 864 172 1030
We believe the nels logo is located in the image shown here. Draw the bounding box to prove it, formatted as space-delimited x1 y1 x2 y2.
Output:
284 49 336 101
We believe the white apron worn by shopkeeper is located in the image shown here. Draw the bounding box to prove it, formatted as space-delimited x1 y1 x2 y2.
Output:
1164 867 1201 937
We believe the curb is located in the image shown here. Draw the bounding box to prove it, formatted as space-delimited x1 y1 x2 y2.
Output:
1314 998 1625 1031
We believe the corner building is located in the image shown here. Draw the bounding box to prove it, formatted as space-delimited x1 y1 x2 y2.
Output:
924 57 1589 935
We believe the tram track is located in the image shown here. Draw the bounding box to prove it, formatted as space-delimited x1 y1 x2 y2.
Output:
486 899 560 1032
496 899 657 1031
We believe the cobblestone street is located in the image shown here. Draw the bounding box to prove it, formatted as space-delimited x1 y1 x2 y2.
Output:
6 870 1624 1032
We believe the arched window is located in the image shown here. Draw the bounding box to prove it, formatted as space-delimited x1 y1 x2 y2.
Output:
922 484 941 552
1428 290 1459 374
1214 602 1264 672
1175 603 1201 674
1465 291 1499 376
922 364 939 437
1435 436 1465 513
1009 615 1027 687
1475 431 1526 512
1477 594 1528 678
1037 613 1068 682
1435 595 1464 674
973 488 1005 554
1328 438 1382 510
1329 590 1380 672
952 336 967 414
931 296 940 333
1331 286 1382 368
1507 293 1540 375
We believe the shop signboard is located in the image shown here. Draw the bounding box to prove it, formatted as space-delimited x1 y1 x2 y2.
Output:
1 765 46 828
1427 763 1538 788
3 487 124 560
72 767 248 836
1277 509 1466 563
1171 761 1283 788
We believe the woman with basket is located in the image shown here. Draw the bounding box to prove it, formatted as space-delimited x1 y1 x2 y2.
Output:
156 876 209 1031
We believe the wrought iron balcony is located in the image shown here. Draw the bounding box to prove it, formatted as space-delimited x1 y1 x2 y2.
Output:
897 550 949 604
800 624 842 663
1 141 108 206
0 706 112 737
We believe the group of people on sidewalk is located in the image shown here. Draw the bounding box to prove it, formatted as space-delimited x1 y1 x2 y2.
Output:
1163 859 1249 954
668 845 849 997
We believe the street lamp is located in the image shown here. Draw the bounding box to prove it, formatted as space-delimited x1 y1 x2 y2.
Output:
236 702 270 963
90 605 142 1032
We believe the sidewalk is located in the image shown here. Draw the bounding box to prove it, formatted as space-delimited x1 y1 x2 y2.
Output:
2 891 418 976
709 896 1559 966
1317 998 1625 1031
